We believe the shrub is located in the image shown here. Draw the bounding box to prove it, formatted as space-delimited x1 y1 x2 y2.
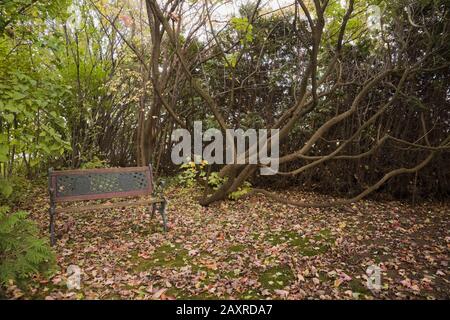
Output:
80 156 108 169
177 160 208 187
0 206 56 286
0 176 33 207
228 181 252 200
177 162 252 200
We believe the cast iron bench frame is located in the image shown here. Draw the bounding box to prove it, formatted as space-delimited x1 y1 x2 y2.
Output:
48 165 167 246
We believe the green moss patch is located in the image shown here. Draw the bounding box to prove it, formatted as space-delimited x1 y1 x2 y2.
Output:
229 244 246 253
348 279 371 298
259 265 294 290
240 289 264 300
131 243 190 271
266 229 334 256
166 287 218 300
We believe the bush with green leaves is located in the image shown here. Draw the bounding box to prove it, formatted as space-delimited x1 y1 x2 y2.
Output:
0 176 33 207
177 160 208 187
228 181 252 200
80 156 108 169
207 172 225 190
0 0 72 179
0 206 56 285
206 172 252 200
177 163 252 200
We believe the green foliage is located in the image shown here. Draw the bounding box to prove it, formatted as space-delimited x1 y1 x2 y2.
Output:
207 172 225 190
178 163 198 188
0 0 70 35
177 163 250 200
177 160 208 187
0 0 72 177
0 176 32 206
0 206 56 285
230 17 253 45
80 156 108 169
224 52 238 68
228 181 252 200
0 180 13 199
0 63 72 155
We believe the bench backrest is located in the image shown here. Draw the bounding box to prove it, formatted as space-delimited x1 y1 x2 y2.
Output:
49 166 153 203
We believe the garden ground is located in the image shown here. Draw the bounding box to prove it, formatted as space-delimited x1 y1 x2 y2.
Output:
4 185 449 300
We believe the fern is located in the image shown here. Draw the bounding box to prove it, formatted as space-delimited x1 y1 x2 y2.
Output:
0 206 56 285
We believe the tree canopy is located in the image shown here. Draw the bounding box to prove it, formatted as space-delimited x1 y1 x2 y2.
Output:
0 0 449 202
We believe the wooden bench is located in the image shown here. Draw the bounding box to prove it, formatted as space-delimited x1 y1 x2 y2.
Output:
48 165 167 245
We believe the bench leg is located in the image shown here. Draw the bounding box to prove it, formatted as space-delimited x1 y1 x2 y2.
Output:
49 206 56 246
158 200 167 232
150 203 157 220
